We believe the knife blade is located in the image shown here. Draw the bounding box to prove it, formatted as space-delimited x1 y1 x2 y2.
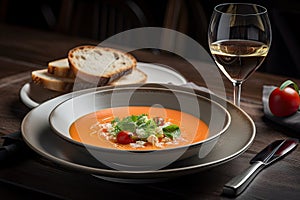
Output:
222 138 298 197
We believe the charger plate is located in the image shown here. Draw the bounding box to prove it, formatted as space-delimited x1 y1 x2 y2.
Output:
21 84 255 183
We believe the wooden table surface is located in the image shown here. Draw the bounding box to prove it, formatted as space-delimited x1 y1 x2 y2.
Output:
0 23 299 200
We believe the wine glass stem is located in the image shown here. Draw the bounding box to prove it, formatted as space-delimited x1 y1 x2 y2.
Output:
233 82 242 107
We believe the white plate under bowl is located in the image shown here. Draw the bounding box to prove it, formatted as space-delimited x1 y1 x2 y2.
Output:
21 84 255 183
20 62 187 109
49 86 231 171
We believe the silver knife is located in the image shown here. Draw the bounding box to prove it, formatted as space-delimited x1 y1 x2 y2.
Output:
223 138 298 197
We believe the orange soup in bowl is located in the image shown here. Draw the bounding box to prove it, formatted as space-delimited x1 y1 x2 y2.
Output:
69 106 209 150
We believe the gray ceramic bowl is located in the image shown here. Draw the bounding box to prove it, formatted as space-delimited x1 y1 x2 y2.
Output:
49 85 231 171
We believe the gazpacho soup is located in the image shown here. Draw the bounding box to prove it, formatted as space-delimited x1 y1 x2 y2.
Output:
69 106 209 150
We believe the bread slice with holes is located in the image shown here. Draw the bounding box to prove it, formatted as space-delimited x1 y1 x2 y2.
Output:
48 58 75 78
68 45 137 86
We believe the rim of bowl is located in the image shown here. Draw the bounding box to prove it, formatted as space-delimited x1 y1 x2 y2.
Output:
49 86 231 153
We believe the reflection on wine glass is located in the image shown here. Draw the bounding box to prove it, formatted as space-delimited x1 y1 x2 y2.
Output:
208 3 272 107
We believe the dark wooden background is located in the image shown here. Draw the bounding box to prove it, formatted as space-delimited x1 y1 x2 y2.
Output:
0 23 299 199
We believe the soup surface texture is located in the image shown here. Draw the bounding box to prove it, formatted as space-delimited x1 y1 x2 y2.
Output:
69 106 209 150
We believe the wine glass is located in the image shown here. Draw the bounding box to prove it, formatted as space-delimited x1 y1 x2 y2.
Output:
208 3 272 107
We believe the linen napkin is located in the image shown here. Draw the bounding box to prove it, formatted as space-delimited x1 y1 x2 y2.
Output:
262 85 300 134
0 131 30 162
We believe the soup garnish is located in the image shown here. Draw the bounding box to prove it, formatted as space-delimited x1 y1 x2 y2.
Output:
98 114 181 148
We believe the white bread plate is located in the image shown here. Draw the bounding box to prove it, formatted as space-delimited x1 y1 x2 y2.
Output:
20 62 187 108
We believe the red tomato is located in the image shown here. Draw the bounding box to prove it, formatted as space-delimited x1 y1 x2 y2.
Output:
116 131 134 144
269 87 300 117
102 128 107 133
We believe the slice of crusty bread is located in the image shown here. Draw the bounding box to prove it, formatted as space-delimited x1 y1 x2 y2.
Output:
109 68 147 86
68 45 137 86
32 69 74 92
31 68 147 92
48 57 147 85
48 58 75 78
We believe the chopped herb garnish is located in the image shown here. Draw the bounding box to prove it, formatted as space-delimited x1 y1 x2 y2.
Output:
118 121 136 133
103 114 181 146
163 124 181 139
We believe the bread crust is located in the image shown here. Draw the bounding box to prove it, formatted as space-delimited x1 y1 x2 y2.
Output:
68 45 137 86
109 69 147 86
32 69 74 92
32 68 147 92
48 58 75 78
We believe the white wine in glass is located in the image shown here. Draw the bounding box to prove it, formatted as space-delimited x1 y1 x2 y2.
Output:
208 3 272 106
